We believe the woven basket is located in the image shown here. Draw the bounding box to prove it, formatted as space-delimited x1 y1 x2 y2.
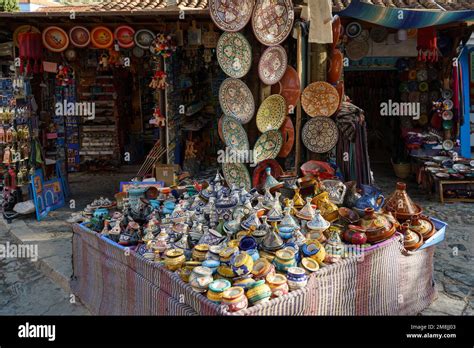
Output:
392 161 411 179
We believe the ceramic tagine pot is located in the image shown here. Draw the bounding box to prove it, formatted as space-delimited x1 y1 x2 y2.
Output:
306 209 330 242
252 216 270 244
292 187 305 209
261 223 284 252
359 207 396 243
343 224 367 245
312 192 339 222
354 184 385 216
324 231 344 263
383 182 422 222
408 214 436 240
279 207 299 240
295 197 316 221
263 167 284 192
399 223 423 251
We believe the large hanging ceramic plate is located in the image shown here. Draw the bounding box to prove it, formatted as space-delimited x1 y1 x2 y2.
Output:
134 29 155 49
114 25 135 48
13 25 40 48
69 26 90 48
270 65 300 108
42 26 69 53
210 0 254 32
346 39 369 61
219 78 255 124
217 32 252 78
91 26 114 49
256 94 286 133
222 115 250 152
258 45 288 85
252 0 294 46
302 117 339 154
301 82 339 117
253 130 282 163
278 116 294 158
222 162 251 191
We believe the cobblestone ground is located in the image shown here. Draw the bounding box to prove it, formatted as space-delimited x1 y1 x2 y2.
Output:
0 227 89 315
1 164 472 315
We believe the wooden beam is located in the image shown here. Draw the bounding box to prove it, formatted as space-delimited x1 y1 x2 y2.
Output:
294 25 303 175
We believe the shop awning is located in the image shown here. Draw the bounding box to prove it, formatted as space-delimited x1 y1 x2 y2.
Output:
338 0 474 29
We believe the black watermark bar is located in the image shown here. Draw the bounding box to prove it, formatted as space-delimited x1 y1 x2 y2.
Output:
0 316 471 346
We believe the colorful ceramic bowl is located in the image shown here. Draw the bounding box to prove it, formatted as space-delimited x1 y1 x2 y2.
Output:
208 279 231 303
114 25 135 48
253 130 283 164
251 258 275 280
301 82 339 117
246 279 272 304
266 273 289 298
231 251 254 276
233 275 256 290
134 29 155 49
300 257 319 273
69 26 90 48
91 26 114 49
202 259 220 274
42 26 69 52
222 287 248 312
164 249 186 271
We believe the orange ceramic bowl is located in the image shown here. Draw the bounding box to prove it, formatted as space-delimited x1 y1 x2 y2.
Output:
91 26 114 49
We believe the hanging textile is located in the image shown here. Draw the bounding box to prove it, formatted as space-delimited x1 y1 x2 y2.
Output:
417 27 438 62
307 0 333 44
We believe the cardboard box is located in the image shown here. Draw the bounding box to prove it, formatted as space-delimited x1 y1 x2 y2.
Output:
153 164 180 187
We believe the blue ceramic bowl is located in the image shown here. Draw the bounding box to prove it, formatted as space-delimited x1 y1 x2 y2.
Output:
239 236 257 251
164 201 176 210
247 248 260 262
202 259 220 274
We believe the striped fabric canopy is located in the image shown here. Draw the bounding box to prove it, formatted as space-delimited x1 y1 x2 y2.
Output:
339 0 474 29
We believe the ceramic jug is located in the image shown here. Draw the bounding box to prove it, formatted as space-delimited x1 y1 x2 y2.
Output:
354 184 385 213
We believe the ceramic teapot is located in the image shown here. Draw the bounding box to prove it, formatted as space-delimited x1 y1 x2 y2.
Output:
354 184 385 214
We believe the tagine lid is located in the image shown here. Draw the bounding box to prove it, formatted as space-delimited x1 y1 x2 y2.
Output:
306 209 331 231
360 208 393 233
409 215 435 238
263 167 283 191
400 223 423 251
262 229 284 251
384 182 422 217
295 197 316 221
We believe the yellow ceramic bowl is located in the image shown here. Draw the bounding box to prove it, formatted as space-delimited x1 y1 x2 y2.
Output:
227 240 240 248
301 257 320 273
306 240 326 265
217 265 235 278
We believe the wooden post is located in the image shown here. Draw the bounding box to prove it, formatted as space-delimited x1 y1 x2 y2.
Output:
294 25 303 175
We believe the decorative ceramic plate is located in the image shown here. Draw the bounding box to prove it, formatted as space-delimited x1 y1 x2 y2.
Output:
218 116 225 142
258 45 288 85
253 130 283 163
442 139 454 151
69 26 90 48
442 110 453 121
346 22 362 38
346 39 369 61
354 29 370 42
91 26 114 49
441 89 453 99
301 82 339 117
114 25 135 48
132 46 145 58
219 78 255 124
417 69 428 82
222 162 251 191
302 117 339 154
134 29 155 49
443 99 453 110
278 116 294 158
42 26 69 52
252 0 294 46
271 65 301 108
252 159 283 188
256 94 286 133
222 115 249 152
370 27 388 43
216 32 252 78
209 0 254 32
13 25 40 48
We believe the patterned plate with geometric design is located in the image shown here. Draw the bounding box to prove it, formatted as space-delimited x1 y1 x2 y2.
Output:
258 45 288 85
222 162 251 191
252 0 294 46
302 117 339 153
253 130 283 164
210 0 254 32
256 94 286 133
219 78 255 124
301 82 339 117
222 115 250 152
217 32 252 78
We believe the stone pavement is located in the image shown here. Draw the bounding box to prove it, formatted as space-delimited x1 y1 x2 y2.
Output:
0 164 472 315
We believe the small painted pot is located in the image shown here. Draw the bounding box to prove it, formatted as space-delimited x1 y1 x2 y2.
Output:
189 266 213 293
202 259 220 274
300 257 319 273
207 279 231 304
217 265 235 279
246 279 272 305
219 246 239 265
164 249 186 271
302 240 326 264
178 267 192 282
251 258 276 280
231 251 254 277
283 243 301 264
192 244 209 262
286 267 308 291
266 273 289 298
273 249 297 273
247 248 260 262
222 287 248 312
233 275 256 291
239 236 258 251
278 226 294 240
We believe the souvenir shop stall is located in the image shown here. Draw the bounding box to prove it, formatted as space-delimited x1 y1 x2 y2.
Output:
64 1 450 316
338 1 474 203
